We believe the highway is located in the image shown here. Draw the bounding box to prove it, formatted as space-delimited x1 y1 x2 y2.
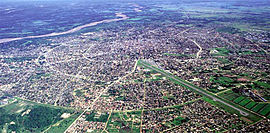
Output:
190 39 202 59
140 60 249 116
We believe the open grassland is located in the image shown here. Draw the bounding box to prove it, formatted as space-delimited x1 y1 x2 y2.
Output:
0 98 79 133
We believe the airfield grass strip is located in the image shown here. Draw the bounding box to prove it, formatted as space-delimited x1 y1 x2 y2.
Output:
138 60 263 122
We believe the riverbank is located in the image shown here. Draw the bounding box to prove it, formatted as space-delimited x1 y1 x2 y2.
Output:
0 13 128 44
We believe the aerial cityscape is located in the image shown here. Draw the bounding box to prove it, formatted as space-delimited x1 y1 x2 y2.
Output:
0 0 270 132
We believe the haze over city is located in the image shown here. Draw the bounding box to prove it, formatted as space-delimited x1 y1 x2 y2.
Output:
0 0 270 132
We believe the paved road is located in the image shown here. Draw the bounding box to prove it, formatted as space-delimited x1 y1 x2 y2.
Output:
190 39 202 59
140 61 249 116
64 60 138 133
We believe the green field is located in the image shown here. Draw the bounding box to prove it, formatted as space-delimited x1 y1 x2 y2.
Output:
245 102 257 109
239 99 251 106
210 76 234 87
219 92 270 118
46 112 81 133
223 93 239 101
0 98 77 133
172 116 187 126
233 96 245 104
251 104 266 112
86 111 109 123
258 104 270 116
106 111 141 133
211 47 230 56
254 81 270 88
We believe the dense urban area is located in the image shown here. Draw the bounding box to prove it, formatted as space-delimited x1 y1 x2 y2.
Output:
0 0 270 132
